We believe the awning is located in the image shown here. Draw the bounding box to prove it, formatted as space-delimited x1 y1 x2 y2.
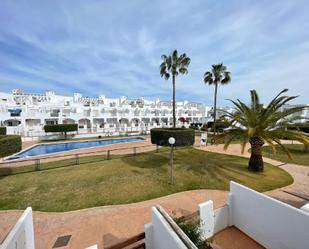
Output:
8 109 22 114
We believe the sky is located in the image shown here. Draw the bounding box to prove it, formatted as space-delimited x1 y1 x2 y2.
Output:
0 0 309 106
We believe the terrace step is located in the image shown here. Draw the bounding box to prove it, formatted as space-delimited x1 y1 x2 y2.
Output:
104 232 145 249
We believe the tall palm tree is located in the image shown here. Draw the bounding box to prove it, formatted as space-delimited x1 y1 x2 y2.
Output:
203 64 231 135
216 89 309 171
160 50 191 128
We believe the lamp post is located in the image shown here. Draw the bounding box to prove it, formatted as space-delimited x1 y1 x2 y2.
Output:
168 137 176 184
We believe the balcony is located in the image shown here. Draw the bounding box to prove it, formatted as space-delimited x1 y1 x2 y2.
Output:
50 113 59 117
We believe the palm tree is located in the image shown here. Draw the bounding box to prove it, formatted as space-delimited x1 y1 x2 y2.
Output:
216 89 309 172
203 64 231 135
160 50 191 128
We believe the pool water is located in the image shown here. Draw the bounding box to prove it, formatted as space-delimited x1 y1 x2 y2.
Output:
9 137 144 160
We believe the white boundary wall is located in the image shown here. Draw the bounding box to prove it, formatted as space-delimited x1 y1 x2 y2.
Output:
0 207 35 249
229 181 309 249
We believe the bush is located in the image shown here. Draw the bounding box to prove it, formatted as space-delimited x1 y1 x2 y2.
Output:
150 128 195 146
189 125 199 130
189 123 202 130
287 123 309 133
0 127 6 135
44 124 78 138
207 120 230 132
0 135 22 158
201 124 208 131
174 216 212 248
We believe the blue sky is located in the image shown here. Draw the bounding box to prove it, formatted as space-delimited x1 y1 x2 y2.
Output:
0 0 309 106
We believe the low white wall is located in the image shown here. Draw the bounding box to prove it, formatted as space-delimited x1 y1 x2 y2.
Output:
199 201 229 239
199 200 214 239
84 245 98 249
229 181 309 249
145 207 196 249
0 207 35 249
213 205 229 234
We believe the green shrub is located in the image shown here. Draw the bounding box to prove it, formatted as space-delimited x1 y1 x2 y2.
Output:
189 125 199 130
174 217 212 248
189 123 202 130
287 123 309 133
150 128 195 146
201 124 208 131
44 124 78 138
0 135 22 158
207 120 230 132
0 127 6 135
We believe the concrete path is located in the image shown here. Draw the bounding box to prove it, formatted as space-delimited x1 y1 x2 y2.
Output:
196 142 309 208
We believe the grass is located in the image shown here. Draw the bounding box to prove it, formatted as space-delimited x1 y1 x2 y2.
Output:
262 144 309 166
0 148 293 212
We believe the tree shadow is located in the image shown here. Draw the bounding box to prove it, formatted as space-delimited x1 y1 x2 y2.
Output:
121 153 168 168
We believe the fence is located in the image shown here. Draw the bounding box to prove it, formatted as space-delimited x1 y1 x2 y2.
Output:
0 144 166 176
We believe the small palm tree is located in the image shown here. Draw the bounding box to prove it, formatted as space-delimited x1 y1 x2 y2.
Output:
203 64 231 135
160 50 191 128
216 89 309 171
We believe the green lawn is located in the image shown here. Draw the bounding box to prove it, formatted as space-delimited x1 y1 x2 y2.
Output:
262 144 309 166
0 148 293 212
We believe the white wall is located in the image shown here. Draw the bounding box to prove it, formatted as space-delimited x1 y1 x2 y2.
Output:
199 200 214 239
145 207 197 249
229 181 309 249
0 207 35 249
199 200 229 239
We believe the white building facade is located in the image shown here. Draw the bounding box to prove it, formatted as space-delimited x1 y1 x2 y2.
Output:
0 89 211 137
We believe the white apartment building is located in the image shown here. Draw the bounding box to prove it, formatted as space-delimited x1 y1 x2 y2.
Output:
0 89 211 137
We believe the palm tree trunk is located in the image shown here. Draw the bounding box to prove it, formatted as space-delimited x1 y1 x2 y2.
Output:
213 83 218 136
172 74 176 128
304 144 309 153
249 137 264 171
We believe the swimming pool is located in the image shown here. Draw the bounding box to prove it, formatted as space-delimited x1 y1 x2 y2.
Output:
8 137 144 160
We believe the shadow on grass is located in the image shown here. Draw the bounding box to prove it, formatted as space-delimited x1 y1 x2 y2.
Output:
122 152 168 168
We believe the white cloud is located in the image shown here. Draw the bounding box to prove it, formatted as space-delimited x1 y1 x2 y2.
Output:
0 0 308 105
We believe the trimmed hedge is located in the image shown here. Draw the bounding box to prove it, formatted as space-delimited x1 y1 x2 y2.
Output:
206 121 230 132
0 127 6 135
0 135 22 158
44 124 78 133
287 123 309 133
151 128 195 146
44 124 78 139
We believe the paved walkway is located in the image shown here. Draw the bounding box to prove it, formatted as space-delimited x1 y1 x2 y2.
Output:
196 142 309 208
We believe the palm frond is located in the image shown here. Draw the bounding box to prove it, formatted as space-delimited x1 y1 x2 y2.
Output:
219 89 307 160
